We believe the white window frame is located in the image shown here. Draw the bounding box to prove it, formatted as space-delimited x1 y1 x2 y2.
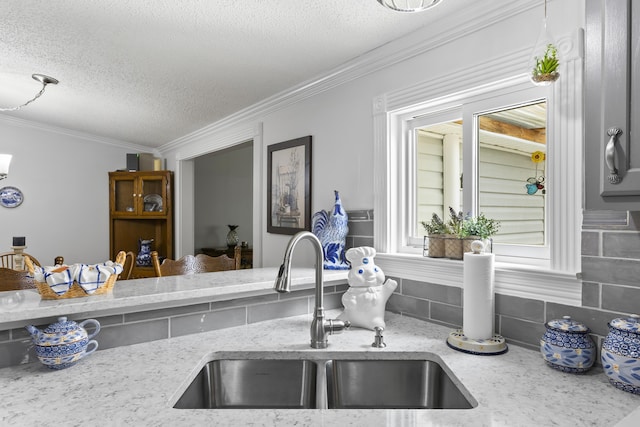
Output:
372 31 583 305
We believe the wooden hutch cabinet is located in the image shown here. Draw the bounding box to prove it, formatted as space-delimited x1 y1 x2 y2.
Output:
109 170 173 278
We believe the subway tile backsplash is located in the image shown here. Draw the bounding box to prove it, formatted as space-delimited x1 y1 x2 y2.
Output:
495 294 545 324
345 209 374 250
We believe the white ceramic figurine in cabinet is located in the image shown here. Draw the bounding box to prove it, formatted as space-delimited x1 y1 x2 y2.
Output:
337 247 397 330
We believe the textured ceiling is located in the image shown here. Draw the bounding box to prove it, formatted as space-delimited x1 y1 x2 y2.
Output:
0 0 474 148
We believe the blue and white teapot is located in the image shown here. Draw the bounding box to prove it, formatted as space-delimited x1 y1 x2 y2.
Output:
26 317 100 369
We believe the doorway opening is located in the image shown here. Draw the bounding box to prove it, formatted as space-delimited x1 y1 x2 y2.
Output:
194 140 253 266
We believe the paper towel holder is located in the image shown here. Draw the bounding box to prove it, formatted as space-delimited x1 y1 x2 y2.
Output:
446 241 508 355
446 330 508 356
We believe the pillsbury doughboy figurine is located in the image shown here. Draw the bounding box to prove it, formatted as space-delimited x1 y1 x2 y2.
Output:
337 247 397 330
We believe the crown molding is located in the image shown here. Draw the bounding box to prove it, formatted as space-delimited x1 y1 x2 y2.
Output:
0 114 150 153
159 0 541 154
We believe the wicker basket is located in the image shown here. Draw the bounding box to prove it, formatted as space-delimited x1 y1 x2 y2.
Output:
462 236 480 254
25 251 126 300
444 236 463 260
427 235 446 258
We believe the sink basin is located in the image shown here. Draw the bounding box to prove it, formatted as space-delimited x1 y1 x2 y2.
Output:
326 359 474 409
173 352 475 410
173 359 318 409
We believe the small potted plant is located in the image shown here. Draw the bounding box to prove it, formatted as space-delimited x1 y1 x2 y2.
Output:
461 213 501 254
531 43 559 85
445 207 466 260
421 213 449 258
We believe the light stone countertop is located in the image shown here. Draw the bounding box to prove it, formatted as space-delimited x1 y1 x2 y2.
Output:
1 309 639 426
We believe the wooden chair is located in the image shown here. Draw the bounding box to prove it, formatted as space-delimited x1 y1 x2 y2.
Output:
0 267 37 291
151 246 241 277
119 251 135 280
0 251 41 270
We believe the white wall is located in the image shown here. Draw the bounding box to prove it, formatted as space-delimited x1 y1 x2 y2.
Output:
163 0 585 268
0 117 139 264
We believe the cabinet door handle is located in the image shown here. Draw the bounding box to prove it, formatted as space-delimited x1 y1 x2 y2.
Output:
605 127 622 184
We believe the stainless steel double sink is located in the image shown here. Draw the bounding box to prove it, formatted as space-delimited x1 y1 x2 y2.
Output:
173 351 476 410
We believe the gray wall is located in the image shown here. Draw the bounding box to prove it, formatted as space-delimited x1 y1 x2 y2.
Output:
193 141 253 252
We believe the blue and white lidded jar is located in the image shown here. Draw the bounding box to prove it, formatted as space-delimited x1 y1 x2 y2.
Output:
540 316 596 373
602 314 640 395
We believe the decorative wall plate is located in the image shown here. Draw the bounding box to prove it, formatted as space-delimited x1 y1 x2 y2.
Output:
0 186 23 208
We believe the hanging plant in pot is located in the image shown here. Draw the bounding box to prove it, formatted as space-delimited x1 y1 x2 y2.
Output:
461 213 501 254
531 43 559 85
421 213 450 258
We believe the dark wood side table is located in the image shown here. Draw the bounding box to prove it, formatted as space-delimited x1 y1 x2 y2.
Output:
199 247 253 269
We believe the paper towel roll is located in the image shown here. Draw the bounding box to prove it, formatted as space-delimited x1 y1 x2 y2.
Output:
463 251 495 340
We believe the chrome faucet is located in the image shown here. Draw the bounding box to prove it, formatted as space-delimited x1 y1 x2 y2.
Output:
274 231 350 348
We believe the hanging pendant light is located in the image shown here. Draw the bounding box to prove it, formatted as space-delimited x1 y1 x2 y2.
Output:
529 0 559 86
0 74 59 112
0 154 11 180
377 0 443 13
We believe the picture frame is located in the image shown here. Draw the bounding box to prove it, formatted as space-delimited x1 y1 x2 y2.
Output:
267 136 312 235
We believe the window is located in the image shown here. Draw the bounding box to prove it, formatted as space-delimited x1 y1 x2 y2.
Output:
477 102 547 248
407 98 549 264
405 106 463 248
373 73 583 305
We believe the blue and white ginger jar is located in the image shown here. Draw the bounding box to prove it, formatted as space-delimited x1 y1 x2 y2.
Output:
602 314 640 395
26 316 100 369
540 316 595 373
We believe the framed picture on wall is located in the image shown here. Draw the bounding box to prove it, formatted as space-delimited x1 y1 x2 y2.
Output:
267 136 312 235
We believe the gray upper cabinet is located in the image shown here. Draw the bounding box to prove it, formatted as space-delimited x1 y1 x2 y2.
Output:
585 0 640 210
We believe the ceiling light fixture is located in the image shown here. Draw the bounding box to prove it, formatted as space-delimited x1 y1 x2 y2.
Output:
0 74 59 112
376 0 443 13
0 154 11 180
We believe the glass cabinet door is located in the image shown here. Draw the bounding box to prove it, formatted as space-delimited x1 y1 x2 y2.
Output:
139 175 167 214
111 176 137 214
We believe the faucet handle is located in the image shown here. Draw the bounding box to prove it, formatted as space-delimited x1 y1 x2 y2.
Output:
372 326 386 348
326 319 350 335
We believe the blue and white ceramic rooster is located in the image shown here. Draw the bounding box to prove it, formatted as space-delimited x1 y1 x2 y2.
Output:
312 190 349 270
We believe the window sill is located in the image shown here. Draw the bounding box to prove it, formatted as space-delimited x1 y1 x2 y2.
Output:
375 253 581 306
